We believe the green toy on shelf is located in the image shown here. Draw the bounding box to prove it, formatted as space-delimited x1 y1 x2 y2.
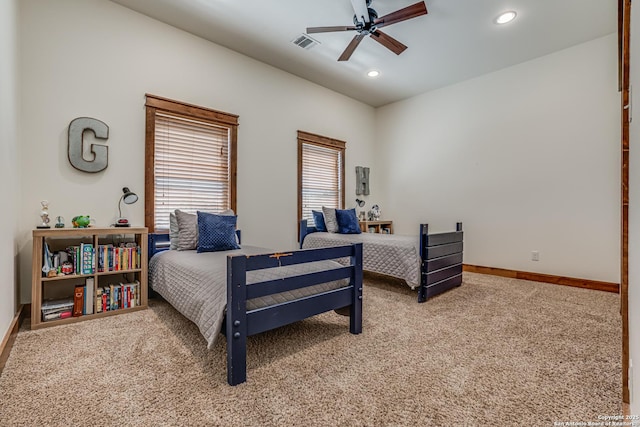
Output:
71 215 91 228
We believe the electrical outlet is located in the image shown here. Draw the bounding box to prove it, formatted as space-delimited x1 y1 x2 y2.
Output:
531 251 539 261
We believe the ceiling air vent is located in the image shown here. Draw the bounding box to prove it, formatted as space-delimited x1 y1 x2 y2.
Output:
292 34 320 50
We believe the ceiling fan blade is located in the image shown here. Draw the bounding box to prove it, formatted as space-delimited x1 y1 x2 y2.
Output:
373 1 428 29
338 33 367 61
370 30 407 55
350 0 370 23
306 25 357 34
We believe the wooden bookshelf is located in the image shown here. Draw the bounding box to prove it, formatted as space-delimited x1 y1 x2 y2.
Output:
31 227 148 330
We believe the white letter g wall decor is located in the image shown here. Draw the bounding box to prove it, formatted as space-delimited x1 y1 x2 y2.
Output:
68 117 109 173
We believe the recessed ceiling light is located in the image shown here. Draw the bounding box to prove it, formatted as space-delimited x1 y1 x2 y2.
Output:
495 11 517 25
367 70 380 78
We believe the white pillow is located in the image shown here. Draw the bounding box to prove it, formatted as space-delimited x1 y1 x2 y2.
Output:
322 206 339 233
169 212 179 250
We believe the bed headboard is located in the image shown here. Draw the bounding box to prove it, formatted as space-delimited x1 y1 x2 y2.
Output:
148 233 171 258
148 230 242 259
299 219 318 249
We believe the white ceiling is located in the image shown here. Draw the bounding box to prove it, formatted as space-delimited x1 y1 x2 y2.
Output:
110 0 617 107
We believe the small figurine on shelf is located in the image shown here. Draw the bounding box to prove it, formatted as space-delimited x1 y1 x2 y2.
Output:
72 215 92 228
368 204 381 221
37 200 51 229
61 261 73 275
54 216 65 228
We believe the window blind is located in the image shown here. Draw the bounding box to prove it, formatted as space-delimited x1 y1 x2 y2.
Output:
301 142 343 225
153 112 231 230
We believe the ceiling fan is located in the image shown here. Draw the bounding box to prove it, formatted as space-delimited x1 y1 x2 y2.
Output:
306 0 428 61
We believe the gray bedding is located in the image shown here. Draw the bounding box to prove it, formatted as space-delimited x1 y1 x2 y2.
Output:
149 245 349 349
302 232 421 289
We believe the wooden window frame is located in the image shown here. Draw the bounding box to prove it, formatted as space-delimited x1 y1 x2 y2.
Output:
297 130 346 226
620 0 631 405
144 94 238 233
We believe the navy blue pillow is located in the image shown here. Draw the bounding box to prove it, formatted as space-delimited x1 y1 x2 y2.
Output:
335 208 361 234
196 211 240 253
312 210 327 232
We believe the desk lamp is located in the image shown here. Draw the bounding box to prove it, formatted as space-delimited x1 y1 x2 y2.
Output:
116 187 138 227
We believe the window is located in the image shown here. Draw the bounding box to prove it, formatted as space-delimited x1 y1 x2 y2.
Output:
145 94 238 232
297 130 345 227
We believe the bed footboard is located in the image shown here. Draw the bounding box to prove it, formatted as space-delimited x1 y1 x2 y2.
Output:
226 243 363 386
418 223 463 302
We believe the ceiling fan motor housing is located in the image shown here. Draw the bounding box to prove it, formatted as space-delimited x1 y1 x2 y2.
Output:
353 8 378 31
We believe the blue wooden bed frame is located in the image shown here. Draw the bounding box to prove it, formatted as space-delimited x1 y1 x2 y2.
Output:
299 220 463 303
148 232 363 385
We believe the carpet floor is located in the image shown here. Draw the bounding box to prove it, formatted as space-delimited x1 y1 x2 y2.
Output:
0 272 621 426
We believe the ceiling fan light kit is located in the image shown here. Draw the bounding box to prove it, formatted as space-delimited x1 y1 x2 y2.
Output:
306 0 428 62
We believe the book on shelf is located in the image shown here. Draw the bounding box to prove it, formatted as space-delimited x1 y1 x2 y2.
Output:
115 284 120 309
101 286 109 313
43 310 72 321
95 287 103 314
83 277 94 315
74 245 81 275
73 285 84 317
97 245 105 272
109 283 117 310
108 246 114 271
81 243 94 275
41 298 74 313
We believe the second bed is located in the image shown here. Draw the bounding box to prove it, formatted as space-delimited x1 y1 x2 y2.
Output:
300 220 464 302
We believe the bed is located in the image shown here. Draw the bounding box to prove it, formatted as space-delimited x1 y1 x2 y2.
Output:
299 220 463 302
148 232 363 386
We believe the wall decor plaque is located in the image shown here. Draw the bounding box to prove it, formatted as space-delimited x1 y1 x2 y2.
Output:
356 166 370 195
68 117 109 173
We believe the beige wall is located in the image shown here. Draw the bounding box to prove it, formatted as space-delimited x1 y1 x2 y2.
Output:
375 34 620 283
0 0 20 337
17 0 377 303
